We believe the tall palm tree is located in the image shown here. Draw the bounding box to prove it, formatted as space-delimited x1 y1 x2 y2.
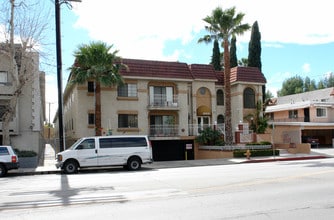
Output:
70 41 125 136
199 7 250 145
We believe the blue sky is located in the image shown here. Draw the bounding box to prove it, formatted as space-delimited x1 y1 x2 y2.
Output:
32 0 334 121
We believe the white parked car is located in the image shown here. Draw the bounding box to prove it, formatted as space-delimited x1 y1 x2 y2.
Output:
0 146 19 177
56 135 153 174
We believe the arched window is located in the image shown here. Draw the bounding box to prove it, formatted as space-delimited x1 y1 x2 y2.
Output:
216 90 224 106
244 87 255 108
217 114 225 124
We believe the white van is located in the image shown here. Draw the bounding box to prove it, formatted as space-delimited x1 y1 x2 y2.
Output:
56 135 153 174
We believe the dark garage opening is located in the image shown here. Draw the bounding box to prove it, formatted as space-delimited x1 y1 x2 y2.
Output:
151 140 194 161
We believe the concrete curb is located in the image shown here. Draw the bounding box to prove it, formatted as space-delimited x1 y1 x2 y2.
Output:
8 155 331 176
242 155 329 163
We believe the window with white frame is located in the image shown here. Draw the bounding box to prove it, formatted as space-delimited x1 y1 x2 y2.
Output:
316 108 327 117
0 71 8 85
117 83 137 97
149 86 173 106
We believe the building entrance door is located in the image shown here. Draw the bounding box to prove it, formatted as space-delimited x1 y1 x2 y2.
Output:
197 116 210 133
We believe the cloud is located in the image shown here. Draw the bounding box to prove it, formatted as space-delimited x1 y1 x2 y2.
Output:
71 0 334 62
302 63 311 73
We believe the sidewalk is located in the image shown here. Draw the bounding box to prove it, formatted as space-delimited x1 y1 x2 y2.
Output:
12 144 334 175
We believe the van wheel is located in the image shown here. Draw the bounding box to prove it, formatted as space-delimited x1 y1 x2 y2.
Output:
0 164 8 177
127 157 141 171
63 160 78 174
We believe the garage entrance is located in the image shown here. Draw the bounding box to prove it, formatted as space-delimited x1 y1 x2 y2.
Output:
151 140 194 161
302 129 334 147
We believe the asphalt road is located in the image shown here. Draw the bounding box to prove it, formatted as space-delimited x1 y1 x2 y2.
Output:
1 158 334 219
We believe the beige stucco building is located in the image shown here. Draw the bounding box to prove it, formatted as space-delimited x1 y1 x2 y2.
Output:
0 44 45 157
55 58 266 160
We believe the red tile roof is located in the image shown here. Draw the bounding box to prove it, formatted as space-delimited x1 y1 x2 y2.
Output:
119 58 266 85
230 66 266 84
120 58 193 80
188 64 217 80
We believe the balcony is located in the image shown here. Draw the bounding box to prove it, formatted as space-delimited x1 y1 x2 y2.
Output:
148 94 179 110
150 124 179 137
149 123 225 137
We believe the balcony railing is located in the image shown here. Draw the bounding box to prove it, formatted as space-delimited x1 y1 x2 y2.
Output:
149 123 225 137
150 124 179 137
148 94 179 109
188 123 225 136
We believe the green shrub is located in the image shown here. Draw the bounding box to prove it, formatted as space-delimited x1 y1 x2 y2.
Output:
15 149 37 157
245 141 272 146
195 127 224 146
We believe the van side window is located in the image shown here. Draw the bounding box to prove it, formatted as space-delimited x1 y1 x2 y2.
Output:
99 137 147 148
76 139 95 150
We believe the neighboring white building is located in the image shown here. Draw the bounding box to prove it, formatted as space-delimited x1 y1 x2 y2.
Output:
55 58 266 161
266 87 334 146
0 44 45 159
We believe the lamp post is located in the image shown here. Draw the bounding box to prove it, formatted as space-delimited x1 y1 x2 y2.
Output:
55 0 81 152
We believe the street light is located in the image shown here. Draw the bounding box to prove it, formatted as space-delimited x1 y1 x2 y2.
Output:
55 0 81 152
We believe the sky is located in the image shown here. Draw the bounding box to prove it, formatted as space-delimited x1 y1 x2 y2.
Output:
16 0 334 123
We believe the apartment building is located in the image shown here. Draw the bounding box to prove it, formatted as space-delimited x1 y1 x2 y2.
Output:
0 44 45 157
57 58 266 161
266 87 334 147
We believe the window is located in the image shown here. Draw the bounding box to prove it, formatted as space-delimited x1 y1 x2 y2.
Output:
0 71 8 85
289 110 298 119
149 86 173 105
0 105 7 122
76 139 95 150
217 90 224 106
99 137 147 148
88 81 95 93
118 83 137 97
217 114 225 124
0 147 9 155
243 88 255 108
199 87 206 95
316 108 327 117
118 114 138 128
88 113 95 125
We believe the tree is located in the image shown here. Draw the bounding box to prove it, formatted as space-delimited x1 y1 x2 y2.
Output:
248 21 262 70
230 36 237 68
198 6 250 145
211 39 222 71
248 21 265 103
277 75 304 96
304 76 317 92
0 0 49 145
238 58 248 67
69 41 126 136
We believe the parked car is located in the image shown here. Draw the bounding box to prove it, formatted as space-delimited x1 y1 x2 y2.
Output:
56 135 153 174
0 146 19 177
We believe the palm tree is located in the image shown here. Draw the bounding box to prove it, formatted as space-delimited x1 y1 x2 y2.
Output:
69 41 126 136
199 7 250 145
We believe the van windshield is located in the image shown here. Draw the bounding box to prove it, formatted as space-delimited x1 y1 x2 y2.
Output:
69 138 84 150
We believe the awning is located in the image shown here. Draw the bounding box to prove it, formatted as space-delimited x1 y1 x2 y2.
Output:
197 105 211 116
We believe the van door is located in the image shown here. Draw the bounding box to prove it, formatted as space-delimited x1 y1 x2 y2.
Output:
97 137 121 166
75 138 98 167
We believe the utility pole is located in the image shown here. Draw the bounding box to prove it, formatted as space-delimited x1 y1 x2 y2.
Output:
55 0 81 152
